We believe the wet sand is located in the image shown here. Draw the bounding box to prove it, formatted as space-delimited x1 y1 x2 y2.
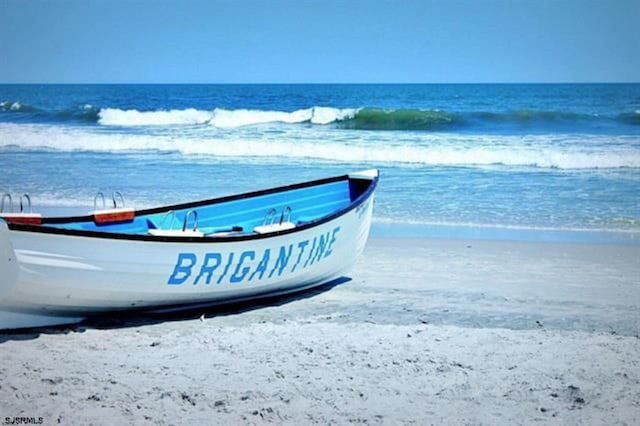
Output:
1 237 639 424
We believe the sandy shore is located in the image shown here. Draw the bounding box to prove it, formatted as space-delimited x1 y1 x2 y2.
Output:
1 237 639 424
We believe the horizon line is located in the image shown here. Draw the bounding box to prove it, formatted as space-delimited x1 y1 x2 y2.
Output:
1 81 640 86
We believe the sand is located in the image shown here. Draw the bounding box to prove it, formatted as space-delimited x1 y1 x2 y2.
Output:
1 237 639 424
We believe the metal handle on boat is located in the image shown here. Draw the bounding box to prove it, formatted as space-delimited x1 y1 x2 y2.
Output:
280 206 291 224
1 193 12 213
264 208 277 225
19 194 32 213
183 210 199 232
94 192 106 211
112 191 125 209
160 210 177 230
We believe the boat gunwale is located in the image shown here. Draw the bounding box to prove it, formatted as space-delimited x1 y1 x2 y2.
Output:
5 173 378 244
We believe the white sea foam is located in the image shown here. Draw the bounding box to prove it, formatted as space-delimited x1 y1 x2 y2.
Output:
98 108 213 126
308 107 358 124
97 107 358 127
1 123 639 170
373 217 640 234
1 102 24 111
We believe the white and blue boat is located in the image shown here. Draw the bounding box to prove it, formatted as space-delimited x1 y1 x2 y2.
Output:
0 169 378 330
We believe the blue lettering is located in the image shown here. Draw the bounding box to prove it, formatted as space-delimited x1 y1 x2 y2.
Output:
168 253 197 285
249 249 271 281
324 226 341 257
304 236 318 268
291 240 309 272
269 244 292 278
193 253 222 285
230 250 255 283
217 252 235 284
314 232 328 263
168 229 342 286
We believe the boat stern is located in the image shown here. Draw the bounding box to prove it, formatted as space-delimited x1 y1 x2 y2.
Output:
0 219 18 300
0 220 86 330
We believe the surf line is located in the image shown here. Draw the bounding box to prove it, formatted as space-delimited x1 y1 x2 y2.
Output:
167 226 341 286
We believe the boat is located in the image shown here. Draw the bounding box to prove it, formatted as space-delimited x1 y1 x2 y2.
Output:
0 169 378 330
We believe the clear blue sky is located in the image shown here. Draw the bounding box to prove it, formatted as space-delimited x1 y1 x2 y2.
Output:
1 0 638 83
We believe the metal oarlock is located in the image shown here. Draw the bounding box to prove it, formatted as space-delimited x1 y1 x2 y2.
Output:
94 191 125 210
0 193 42 226
1 193 12 213
1 193 34 213
159 210 177 230
19 194 32 213
112 191 125 209
279 206 292 224
183 210 199 232
263 208 277 225
94 192 106 211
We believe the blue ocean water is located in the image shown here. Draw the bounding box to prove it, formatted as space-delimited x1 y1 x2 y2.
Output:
0 84 639 243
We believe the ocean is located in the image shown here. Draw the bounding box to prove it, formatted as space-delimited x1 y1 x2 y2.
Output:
0 84 639 243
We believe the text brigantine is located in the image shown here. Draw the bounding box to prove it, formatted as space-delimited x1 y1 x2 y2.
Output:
167 226 341 285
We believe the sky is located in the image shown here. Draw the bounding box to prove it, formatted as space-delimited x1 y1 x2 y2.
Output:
0 0 638 84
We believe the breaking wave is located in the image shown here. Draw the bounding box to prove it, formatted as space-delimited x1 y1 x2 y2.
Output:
98 107 637 130
98 107 213 126
0 101 38 113
2 123 639 170
3 101 640 131
97 107 358 127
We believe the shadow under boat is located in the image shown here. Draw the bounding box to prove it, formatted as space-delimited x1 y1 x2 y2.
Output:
0 276 351 343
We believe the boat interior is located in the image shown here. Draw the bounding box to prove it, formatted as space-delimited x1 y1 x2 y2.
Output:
15 174 376 237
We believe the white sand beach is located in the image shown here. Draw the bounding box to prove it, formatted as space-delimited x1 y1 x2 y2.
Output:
1 237 639 424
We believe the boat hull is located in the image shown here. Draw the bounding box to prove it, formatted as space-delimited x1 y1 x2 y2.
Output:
0 193 374 330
